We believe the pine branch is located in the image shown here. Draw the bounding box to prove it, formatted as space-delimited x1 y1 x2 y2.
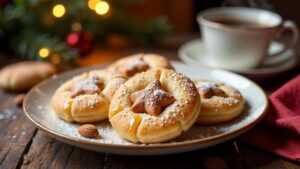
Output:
11 30 79 69
0 0 172 67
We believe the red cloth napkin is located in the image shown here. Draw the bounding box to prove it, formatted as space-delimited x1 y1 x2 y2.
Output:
241 75 300 161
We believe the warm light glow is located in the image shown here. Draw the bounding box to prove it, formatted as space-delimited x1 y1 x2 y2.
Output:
52 4 66 18
39 48 50 58
51 54 61 64
95 1 110 15
88 0 100 10
72 22 82 32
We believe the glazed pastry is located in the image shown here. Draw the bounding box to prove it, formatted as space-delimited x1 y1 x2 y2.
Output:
107 53 172 78
109 69 201 143
194 80 244 125
0 61 56 91
51 69 126 123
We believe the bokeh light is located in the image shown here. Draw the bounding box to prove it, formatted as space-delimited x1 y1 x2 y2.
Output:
52 4 66 18
51 54 61 64
72 22 82 32
39 48 50 58
95 1 110 15
88 0 100 10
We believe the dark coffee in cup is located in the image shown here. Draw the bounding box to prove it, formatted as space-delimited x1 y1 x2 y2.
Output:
212 18 270 29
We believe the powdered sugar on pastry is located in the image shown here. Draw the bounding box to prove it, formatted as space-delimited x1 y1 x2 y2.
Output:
109 69 201 144
51 69 126 123
194 80 244 125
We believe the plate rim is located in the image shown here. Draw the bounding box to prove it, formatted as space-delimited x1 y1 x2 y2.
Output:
178 38 298 75
23 62 269 150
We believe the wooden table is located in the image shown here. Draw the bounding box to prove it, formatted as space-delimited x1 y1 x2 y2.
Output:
0 33 300 169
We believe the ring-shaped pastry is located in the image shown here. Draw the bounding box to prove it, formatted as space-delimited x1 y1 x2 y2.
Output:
107 53 173 78
109 69 201 143
193 80 244 125
51 69 126 123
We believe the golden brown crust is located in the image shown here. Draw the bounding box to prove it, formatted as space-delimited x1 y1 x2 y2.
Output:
0 61 56 91
109 69 201 143
107 53 173 78
193 80 244 125
51 69 126 123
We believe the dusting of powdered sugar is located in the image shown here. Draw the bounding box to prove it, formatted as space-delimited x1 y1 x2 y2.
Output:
220 97 239 106
196 82 218 90
127 59 147 70
153 89 165 97
37 102 253 145
71 77 102 96
26 63 260 148
42 102 132 145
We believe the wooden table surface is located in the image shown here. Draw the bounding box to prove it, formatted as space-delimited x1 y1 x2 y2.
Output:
0 33 300 169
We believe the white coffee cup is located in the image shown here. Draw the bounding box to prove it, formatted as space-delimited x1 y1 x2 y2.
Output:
197 7 299 70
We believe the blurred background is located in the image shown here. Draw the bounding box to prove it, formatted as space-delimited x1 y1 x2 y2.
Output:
0 0 299 70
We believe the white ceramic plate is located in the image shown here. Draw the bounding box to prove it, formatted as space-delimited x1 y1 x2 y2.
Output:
23 62 268 155
179 39 298 80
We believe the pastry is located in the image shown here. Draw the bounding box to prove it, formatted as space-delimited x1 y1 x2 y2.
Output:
194 80 244 125
51 69 126 123
107 53 172 78
109 69 201 143
0 61 56 91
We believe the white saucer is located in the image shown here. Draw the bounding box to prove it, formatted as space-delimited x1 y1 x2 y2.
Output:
179 39 298 80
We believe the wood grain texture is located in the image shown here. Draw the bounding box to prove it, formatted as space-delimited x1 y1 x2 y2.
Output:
0 90 37 169
237 142 300 169
103 141 243 169
20 131 106 169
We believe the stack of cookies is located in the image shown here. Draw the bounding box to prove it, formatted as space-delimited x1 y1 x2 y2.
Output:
51 53 244 144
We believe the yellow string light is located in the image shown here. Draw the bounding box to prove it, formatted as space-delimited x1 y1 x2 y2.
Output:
52 4 66 18
95 1 110 15
88 0 100 10
39 48 50 58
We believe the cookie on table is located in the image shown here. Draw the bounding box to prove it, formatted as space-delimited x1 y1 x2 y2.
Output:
0 61 56 91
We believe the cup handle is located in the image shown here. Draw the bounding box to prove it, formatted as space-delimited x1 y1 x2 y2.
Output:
264 20 299 65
